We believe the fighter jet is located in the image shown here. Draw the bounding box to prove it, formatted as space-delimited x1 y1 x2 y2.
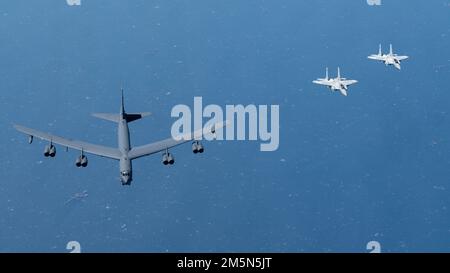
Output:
312 67 358 96
368 44 409 70
14 90 226 186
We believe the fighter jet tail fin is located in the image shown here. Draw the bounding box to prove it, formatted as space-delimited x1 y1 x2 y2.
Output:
389 44 393 55
378 44 382 56
337 67 341 80
325 67 329 80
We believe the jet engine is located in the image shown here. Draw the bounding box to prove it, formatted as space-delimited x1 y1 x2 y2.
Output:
162 152 175 165
44 145 56 157
49 145 56 157
44 145 50 157
75 155 88 167
167 154 174 165
80 155 88 167
192 141 204 154
162 153 168 165
75 156 81 167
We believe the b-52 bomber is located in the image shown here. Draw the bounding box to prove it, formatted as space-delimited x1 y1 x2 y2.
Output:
14 91 225 185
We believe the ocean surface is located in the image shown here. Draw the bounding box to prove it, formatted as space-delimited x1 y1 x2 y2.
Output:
0 0 449 252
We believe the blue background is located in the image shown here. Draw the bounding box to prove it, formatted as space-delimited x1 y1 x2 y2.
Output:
0 0 449 252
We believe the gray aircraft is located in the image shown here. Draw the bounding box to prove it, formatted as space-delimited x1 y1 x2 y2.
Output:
368 44 409 70
14 91 225 185
313 67 358 96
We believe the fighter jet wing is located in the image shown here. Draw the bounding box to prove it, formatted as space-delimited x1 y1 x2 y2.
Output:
313 79 333 87
340 79 358 86
128 120 228 160
368 55 386 61
14 124 122 160
395 55 409 61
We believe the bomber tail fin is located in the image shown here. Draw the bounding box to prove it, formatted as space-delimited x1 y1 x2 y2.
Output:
92 113 121 123
124 112 151 123
120 88 125 115
93 89 151 123
92 112 151 123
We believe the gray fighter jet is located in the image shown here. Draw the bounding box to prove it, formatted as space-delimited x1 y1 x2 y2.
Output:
14 91 225 185
313 67 358 96
368 44 409 70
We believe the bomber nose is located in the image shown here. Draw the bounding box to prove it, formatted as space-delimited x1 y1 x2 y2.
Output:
121 176 131 185
120 171 131 184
